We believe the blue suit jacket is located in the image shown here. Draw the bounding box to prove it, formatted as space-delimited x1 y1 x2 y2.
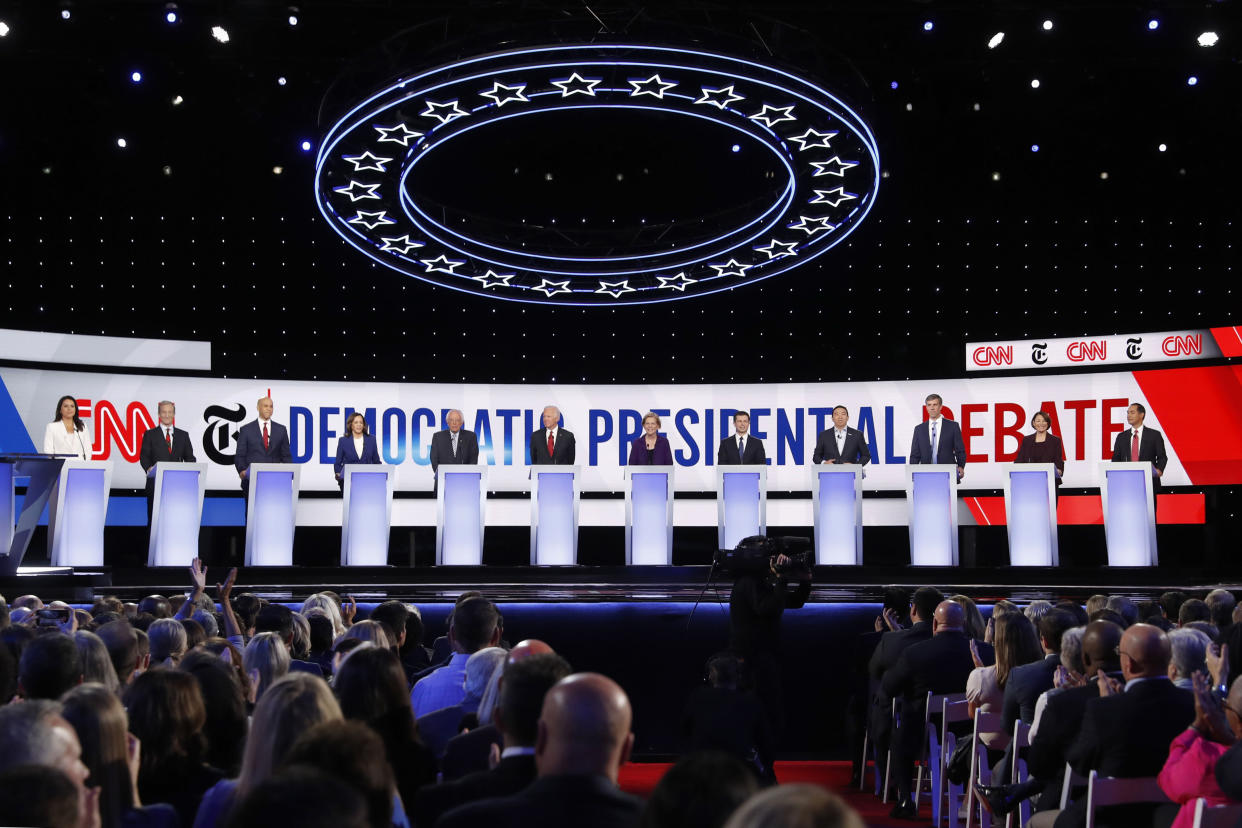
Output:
234 419 292 477
909 417 967 467
334 434 381 478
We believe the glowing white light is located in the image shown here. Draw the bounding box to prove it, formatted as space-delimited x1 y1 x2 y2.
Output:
1147 19 1159 31
116 138 128 148
695 84 744 110
60 9 71 20
171 95 184 105
809 187 857 207
657 272 696 292
730 144 740 153
923 21 934 32
988 32 1005 49
420 255 465 275
379 235 424 255
288 14 298 26
480 81 527 107
596 280 636 298
749 104 796 128
1099 172 1109 180
991 172 1001 181
473 271 513 289
1030 79 1041 89
1158 143 1167 152
1042 19 1053 31
1187 76 1198 86
0 20 10 36
1030 144 1040 152
277 76 287 86
1197 31 1218 47
211 26 229 43
532 279 571 297
300 140 311 151
131 71 142 83
165 11 177 24
272 166 283 175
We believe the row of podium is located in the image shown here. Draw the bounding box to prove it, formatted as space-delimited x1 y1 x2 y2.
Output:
1 456 1162 573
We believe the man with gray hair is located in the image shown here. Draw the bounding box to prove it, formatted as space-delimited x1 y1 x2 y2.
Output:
430 409 480 487
0 700 98 828
530 406 575 465
1167 627 1210 688
1206 588 1237 629
138 399 196 523
1024 600 1054 624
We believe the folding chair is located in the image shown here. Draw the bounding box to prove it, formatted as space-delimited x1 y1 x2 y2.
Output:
914 692 968 818
964 710 1004 828
883 696 902 802
1007 720 1031 828
1191 797 1242 828
938 699 973 828
1060 762 1086 810
1082 770 1170 828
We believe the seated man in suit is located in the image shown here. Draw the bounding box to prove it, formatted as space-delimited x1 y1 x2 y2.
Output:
234 396 292 498
530 406 575 465
411 597 501 718
1110 402 1169 486
909 393 967 480
718 410 766 465
139 400 196 523
882 600 994 819
430 409 481 487
414 652 573 827
1002 609 1082 732
438 672 642 828
813 405 872 467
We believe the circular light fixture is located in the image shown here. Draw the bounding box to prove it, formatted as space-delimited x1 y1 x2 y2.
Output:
314 43 881 305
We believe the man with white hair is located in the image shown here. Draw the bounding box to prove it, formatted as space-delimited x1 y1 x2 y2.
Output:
430 409 480 485
1167 627 1210 689
529 406 575 465
418 646 507 759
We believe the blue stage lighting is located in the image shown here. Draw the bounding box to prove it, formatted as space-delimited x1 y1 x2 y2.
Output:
1148 19 1160 30
131 71 142 83
890 81 898 90
300 140 312 151
731 144 740 153
1187 76 1198 86
923 21 934 32
1031 144 1040 152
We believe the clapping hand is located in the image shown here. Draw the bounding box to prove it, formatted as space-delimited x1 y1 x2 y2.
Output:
342 596 358 625
1096 668 1123 697
1191 670 1235 744
1207 642 1230 690
881 607 903 632
969 639 984 669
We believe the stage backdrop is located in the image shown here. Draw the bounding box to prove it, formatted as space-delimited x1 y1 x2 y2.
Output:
3 364 1239 494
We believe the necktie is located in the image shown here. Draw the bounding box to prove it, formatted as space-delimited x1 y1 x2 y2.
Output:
837 430 845 456
263 422 270 451
738 436 744 458
452 434 458 459
547 431 555 459
165 429 172 451
1132 429 1140 461
930 420 938 461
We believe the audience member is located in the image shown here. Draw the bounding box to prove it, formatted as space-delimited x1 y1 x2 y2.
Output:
282 720 397 828
73 630 120 694
95 619 143 688
1106 595 1139 627
721 783 865 828
254 603 323 676
682 651 775 783
1160 591 1191 623
0 764 86 828
0 699 98 828
242 631 290 701
1178 599 1211 627
1002 609 1079 731
951 594 987 641
192 609 219 639
966 612 1043 752
303 612 335 676
148 618 187 667
640 751 759 828
339 619 391 650
231 594 264 638
418 646 507 760
180 651 249 778
411 596 501 717
1205 589 1236 631
20 631 82 700
400 604 434 675
300 593 347 638
1084 594 1109 617
1167 628 1210 688
288 611 311 660
1185 620 1220 642
366 600 410 652
138 595 172 619
1055 600 1089 627
1029 626 1085 742
1154 672 1242 828
1024 600 1054 624
223 767 369 828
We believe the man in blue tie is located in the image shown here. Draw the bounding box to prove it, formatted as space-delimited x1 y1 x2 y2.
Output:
717 410 766 465
908 393 967 480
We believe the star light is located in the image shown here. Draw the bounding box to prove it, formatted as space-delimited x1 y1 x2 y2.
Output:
709 259 752 279
787 216 836 235
332 180 381 202
379 235 424 255
472 270 514 288
348 211 396 230
532 278 572 297
749 104 797 128
480 81 528 107
421 99 469 124
810 157 858 177
788 128 837 151
695 84 745 110
809 187 858 207
550 72 602 97
657 272 697 291
755 239 798 259
628 74 677 99
596 280 636 298
374 123 423 146
420 254 466 275
342 151 393 172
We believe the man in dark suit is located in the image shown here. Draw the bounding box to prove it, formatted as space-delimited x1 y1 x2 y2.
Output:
1110 402 1169 487
717 410 766 465
908 393 967 480
139 400 197 522
529 406 575 465
437 673 642 828
234 396 293 497
881 600 994 819
431 409 480 492
813 405 872 466
1002 609 1081 733
414 653 572 827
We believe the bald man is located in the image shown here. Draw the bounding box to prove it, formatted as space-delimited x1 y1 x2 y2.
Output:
234 396 292 495
438 673 642 828
430 409 480 482
881 601 995 820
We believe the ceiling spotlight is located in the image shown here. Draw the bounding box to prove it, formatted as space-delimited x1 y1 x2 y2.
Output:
287 6 300 26
162 166 172 176
0 20 9 37
277 76 287 86
922 20 934 31
1042 19 1054 31
273 166 284 175
1147 19 1160 30
1030 79 1041 89
1030 144 1040 152
60 8 72 21
1187 76 1198 86
991 171 1001 181
1197 31 1218 47
130 71 142 83
211 25 229 43
300 140 311 151
988 32 1005 49
171 94 184 105
890 81 898 90
730 144 740 153
1158 143 1167 152
1100 171 1109 179
164 3 178 24
117 137 127 148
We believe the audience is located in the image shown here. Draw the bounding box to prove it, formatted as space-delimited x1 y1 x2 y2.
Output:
0 700 97 828
966 611 1043 752
280 721 397 828
223 767 369 828
1154 672 1242 828
1001 608 1079 733
242 631 290 700
19 631 83 699
417 645 507 760
1206 589 1236 630
641 752 758 828
148 618 187 667
0 763 87 828
411 595 502 717
1167 627 1210 688
722 784 864 828
180 650 249 777
74 630 121 694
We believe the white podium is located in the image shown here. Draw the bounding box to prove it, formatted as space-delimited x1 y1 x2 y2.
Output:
244 463 300 566
1100 461 1159 566
1 454 68 575
906 464 959 566
812 465 864 565
1001 463 1059 567
49 459 112 567
341 464 397 566
531 466 580 565
437 464 488 566
148 462 208 567
625 465 675 565
717 465 767 550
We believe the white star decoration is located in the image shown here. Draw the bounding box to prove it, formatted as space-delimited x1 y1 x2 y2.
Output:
379 235 424 255
657 272 697 291
332 180 381 202
628 74 676 99
472 270 514 288
347 211 395 230
480 81 528 107
421 99 469 124
810 157 858 177
755 239 798 259
551 73 602 97
596 280 636 298
420 254 466 275
788 127 837 151
810 187 858 207
787 216 836 235
374 123 423 147
342 151 393 172
749 104 796 128
710 259 752 279
695 85 745 110
532 278 572 297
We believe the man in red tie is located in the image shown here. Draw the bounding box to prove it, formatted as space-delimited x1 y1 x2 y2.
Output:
138 400 197 523
529 405 576 465
235 396 293 498
1110 402 1169 487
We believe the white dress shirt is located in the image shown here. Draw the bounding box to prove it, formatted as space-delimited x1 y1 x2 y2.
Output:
43 421 94 460
353 435 364 456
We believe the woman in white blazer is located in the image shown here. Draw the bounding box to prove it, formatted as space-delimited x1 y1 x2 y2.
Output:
43 395 94 460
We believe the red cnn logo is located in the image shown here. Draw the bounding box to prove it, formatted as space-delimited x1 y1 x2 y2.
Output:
971 345 1013 367
77 399 156 462
1066 340 1108 362
1161 334 1202 357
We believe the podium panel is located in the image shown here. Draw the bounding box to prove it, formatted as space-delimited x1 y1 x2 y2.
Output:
49 460 112 567
437 465 488 566
626 466 674 566
716 465 767 550
342 464 397 566
245 463 300 566
1001 463 1059 567
531 466 579 565
0 455 67 575
906 464 959 566
1101 462 1158 566
148 462 208 567
812 465 863 565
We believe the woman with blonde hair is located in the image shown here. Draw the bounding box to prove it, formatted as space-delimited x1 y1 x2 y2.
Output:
242 632 290 702
338 619 390 650
301 593 347 638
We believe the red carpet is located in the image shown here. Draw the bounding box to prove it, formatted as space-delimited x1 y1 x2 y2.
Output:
618 760 918 827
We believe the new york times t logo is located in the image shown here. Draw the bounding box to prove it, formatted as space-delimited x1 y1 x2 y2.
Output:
1031 343 1048 365
1126 337 1143 360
